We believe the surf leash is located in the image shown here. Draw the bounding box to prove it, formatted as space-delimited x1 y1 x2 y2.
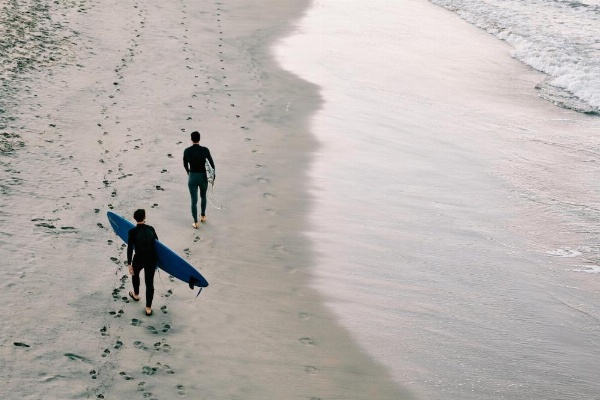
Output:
207 181 222 210
156 268 168 292
206 160 222 210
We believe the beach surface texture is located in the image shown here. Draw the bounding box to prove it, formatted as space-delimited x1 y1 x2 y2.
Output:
4 0 600 399
0 0 409 398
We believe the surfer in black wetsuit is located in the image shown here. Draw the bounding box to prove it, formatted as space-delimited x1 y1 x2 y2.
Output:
127 209 158 316
183 130 215 228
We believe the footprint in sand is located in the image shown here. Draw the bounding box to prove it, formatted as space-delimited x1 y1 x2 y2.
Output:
177 384 186 397
299 337 317 346
131 318 142 327
165 289 173 298
162 343 172 354
142 392 156 400
13 342 30 348
101 349 110 357
89 369 98 379
65 353 91 362
183 248 190 256
305 366 319 375
114 340 123 349
160 305 168 314
271 244 287 252
162 324 171 334
100 326 108 336
109 310 124 318
164 365 175 375
263 193 275 199
299 312 312 320
134 341 147 350
119 371 134 380
147 326 159 335
142 364 161 376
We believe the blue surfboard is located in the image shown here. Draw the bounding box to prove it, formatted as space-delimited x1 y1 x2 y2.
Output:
107 211 209 290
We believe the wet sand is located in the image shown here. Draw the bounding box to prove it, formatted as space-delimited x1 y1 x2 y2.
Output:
0 0 410 398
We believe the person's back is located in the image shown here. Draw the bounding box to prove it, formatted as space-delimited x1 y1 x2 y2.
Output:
128 224 157 265
183 145 213 174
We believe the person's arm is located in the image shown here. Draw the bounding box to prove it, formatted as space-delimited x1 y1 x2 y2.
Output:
183 148 190 175
127 229 135 273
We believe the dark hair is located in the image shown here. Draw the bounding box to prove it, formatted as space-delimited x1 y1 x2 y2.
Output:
191 131 200 143
133 209 146 222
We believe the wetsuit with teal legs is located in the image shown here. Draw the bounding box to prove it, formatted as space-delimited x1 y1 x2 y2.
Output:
183 144 215 223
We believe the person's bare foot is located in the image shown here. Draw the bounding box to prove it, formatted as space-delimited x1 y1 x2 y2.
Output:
200 215 206 222
145 307 152 316
192 222 199 229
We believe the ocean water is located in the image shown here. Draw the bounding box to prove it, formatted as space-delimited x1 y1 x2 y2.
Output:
276 0 600 399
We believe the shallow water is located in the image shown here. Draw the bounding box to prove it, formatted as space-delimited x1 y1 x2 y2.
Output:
276 0 600 398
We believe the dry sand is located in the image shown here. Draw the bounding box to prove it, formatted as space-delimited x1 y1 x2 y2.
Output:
0 0 411 398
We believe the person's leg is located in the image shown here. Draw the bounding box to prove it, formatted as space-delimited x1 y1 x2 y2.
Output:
144 265 156 309
199 174 208 220
131 262 142 298
188 174 199 223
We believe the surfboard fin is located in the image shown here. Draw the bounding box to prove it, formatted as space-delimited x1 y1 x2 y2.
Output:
188 276 198 290
188 276 204 297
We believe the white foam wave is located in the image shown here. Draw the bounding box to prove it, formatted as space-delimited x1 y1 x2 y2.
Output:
430 0 600 113
571 265 600 273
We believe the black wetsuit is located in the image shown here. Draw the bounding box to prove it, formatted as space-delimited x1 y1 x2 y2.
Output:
183 144 215 175
127 224 158 308
183 144 215 222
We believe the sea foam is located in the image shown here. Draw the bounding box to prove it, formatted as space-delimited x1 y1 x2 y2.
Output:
430 0 600 113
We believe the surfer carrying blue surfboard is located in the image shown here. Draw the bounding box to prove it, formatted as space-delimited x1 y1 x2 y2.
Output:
127 209 158 316
183 130 215 229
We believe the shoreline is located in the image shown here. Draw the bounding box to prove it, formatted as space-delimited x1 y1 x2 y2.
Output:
0 0 410 398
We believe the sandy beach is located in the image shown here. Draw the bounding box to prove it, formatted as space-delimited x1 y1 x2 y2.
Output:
0 0 410 398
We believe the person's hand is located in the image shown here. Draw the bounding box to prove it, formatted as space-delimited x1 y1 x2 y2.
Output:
128 264 133 275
